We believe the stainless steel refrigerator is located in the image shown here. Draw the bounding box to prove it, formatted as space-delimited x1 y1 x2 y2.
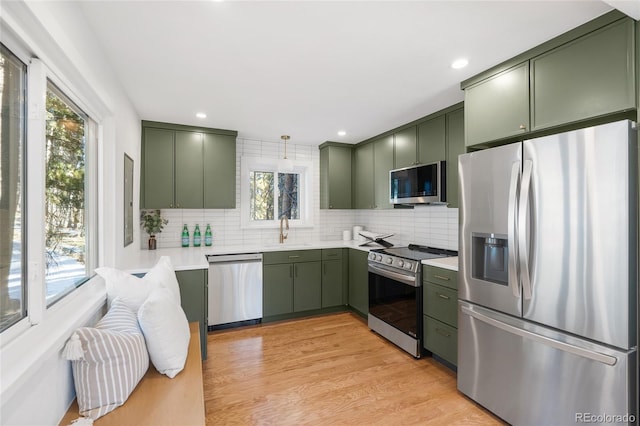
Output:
458 119 638 425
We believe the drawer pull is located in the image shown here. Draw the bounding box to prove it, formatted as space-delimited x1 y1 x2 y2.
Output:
433 274 450 281
435 327 451 338
288 255 300 259
437 293 450 300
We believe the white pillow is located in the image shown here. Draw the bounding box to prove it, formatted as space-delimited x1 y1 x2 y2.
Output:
64 299 149 420
138 287 190 378
95 256 181 312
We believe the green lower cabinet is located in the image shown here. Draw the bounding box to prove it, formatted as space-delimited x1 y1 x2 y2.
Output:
263 264 294 316
423 282 458 328
321 259 344 308
423 316 457 366
175 269 208 360
348 249 369 316
293 261 322 312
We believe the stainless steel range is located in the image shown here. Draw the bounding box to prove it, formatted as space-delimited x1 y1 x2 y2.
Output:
368 245 457 358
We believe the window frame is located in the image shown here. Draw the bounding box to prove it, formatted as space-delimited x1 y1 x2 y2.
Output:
0 54 99 340
240 156 314 229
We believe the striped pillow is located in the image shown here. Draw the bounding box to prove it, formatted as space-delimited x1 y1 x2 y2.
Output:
66 299 149 420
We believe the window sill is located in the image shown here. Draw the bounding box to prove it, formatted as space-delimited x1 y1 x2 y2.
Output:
0 276 106 402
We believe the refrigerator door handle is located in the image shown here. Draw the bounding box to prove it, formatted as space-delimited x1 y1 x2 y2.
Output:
518 160 533 299
507 161 521 298
461 305 618 366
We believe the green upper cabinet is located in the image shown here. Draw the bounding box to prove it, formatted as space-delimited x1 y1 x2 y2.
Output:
142 128 175 208
353 143 374 209
319 142 352 209
464 62 530 147
462 12 635 147
530 19 635 131
175 131 204 208
393 127 417 169
417 116 446 166
445 108 465 209
373 135 394 209
141 121 237 209
203 133 236 208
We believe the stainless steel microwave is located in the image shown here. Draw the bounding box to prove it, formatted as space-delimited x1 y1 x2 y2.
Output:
389 161 446 204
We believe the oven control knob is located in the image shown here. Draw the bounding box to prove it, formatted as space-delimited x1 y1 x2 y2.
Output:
369 253 376 261
405 262 413 270
386 258 393 264
397 260 404 267
376 255 383 261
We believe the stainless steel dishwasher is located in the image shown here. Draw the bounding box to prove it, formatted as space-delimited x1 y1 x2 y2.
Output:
207 253 263 329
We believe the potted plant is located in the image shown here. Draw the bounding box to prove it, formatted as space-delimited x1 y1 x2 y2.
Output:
140 209 168 250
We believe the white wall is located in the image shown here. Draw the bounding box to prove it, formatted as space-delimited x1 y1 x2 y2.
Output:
0 1 140 424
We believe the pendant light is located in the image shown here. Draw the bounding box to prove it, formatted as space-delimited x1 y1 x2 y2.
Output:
279 135 294 171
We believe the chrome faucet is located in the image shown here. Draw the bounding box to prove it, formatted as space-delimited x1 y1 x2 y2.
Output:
279 215 289 244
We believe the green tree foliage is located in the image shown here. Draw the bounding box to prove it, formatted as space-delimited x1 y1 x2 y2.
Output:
45 90 85 265
250 171 274 220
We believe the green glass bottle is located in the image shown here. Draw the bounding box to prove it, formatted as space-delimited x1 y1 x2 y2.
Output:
193 224 201 247
204 224 213 246
181 224 189 247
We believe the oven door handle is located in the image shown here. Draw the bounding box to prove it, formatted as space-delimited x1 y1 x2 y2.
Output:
368 264 418 287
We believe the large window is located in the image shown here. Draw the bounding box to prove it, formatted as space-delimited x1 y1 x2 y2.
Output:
0 44 27 332
0 44 97 336
242 157 312 228
45 83 91 306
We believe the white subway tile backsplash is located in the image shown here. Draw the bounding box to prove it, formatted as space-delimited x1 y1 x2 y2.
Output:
142 136 459 251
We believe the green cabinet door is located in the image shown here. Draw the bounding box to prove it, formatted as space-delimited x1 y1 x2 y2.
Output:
175 131 204 208
373 136 394 209
394 126 417 169
531 19 635 131
465 62 530 146
445 108 465 208
293 261 322 312
417 116 446 166
353 143 374 209
176 269 207 360
263 264 294 316
322 259 344 308
143 128 175 209
320 144 352 209
423 316 457 366
348 249 369 316
203 133 236 208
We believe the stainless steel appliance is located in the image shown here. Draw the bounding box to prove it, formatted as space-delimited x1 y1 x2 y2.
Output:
207 253 263 329
368 245 457 357
389 161 446 204
458 119 638 425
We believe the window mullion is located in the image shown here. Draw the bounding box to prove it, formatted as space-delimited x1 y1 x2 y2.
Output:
26 58 48 325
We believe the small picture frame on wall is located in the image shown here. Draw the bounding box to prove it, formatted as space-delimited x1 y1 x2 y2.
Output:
124 153 134 247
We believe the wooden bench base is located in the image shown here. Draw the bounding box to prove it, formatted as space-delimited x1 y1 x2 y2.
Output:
60 322 205 425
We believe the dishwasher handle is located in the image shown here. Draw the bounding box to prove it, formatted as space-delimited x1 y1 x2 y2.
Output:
207 253 263 263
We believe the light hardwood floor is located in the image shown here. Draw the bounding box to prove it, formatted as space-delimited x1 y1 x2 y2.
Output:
204 312 505 425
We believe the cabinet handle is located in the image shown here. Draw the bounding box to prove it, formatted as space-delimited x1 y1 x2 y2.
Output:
437 293 450 300
288 255 300 259
170 203 174 208
329 205 333 209
435 327 451 338
433 274 450 281
519 124 526 130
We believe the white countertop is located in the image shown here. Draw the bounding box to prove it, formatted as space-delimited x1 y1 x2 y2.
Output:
120 240 382 274
422 256 458 272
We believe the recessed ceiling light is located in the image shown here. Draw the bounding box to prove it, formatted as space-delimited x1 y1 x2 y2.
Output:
337 131 346 137
451 58 469 69
196 112 207 119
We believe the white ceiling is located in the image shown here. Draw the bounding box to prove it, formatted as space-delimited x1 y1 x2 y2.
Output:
79 0 614 145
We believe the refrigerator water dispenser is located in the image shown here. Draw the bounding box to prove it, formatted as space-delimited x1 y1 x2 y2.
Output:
471 233 508 285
